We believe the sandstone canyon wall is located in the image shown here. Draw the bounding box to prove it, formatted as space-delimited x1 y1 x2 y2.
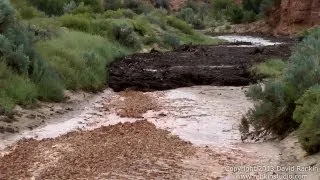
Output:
268 0 320 34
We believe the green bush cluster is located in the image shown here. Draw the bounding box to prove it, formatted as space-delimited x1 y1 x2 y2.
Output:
177 7 205 29
162 33 180 48
176 1 211 29
210 0 275 24
59 14 141 48
26 0 156 16
0 0 64 113
10 0 45 20
103 9 135 19
112 23 141 49
297 26 320 41
251 59 286 79
242 27 320 154
154 0 170 9
243 0 276 15
0 0 15 30
167 16 194 35
27 0 100 15
58 10 211 49
36 30 128 91
0 62 38 112
293 86 320 154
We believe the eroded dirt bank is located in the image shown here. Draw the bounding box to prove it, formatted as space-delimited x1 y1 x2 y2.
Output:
109 43 292 92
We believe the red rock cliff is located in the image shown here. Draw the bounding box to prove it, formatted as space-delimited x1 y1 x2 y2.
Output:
268 0 320 35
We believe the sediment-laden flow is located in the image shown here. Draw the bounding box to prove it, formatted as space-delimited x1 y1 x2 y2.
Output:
108 43 292 92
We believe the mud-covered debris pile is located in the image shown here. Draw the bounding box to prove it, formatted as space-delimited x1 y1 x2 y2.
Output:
109 44 292 92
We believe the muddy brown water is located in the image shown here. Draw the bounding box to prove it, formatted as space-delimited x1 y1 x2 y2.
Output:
0 36 319 179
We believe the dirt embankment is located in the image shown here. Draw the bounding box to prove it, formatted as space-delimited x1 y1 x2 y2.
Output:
268 0 320 35
108 43 292 92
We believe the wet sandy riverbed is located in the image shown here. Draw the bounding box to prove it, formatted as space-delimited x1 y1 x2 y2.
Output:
0 86 279 179
0 86 251 150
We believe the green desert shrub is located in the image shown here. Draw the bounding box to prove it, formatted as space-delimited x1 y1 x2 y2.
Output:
112 23 141 49
36 30 127 91
226 4 244 24
251 59 286 78
212 0 234 12
211 0 248 24
60 13 113 38
0 61 38 112
1 0 64 106
59 13 91 32
154 0 169 9
242 0 275 17
162 33 180 48
63 0 77 13
297 26 320 41
59 14 142 48
123 0 151 14
27 0 67 15
103 9 135 19
177 7 205 29
242 10 256 23
10 0 45 20
241 27 320 154
184 0 200 13
260 0 276 15
242 0 262 14
211 0 272 24
30 57 65 101
191 16 205 29
18 6 43 19
284 27 320 99
132 16 155 37
70 2 94 14
293 86 320 154
143 35 159 45
0 0 15 31
178 7 195 23
103 0 123 10
135 3 154 14
146 9 168 30
243 80 298 136
27 0 100 15
211 0 234 19
123 0 140 9
166 16 194 35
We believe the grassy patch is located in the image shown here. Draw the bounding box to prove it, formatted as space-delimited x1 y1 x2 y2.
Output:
251 59 286 78
36 30 128 92
166 16 194 35
0 62 38 113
